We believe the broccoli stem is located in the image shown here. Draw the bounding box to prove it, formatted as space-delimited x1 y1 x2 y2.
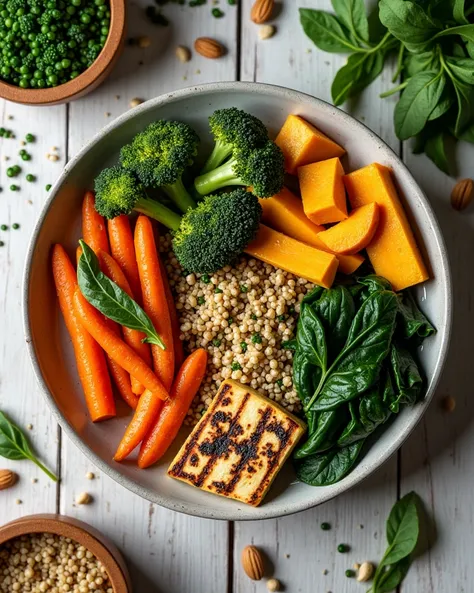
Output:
134 197 182 231
162 177 196 213
194 158 243 196
200 139 233 174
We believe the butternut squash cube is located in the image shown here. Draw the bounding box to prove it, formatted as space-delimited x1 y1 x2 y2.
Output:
259 188 364 274
344 163 429 291
298 158 348 225
317 203 380 255
245 224 339 288
275 114 345 175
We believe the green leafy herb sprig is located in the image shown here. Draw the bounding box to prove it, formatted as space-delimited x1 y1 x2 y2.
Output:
300 0 474 175
0 411 58 481
368 491 421 592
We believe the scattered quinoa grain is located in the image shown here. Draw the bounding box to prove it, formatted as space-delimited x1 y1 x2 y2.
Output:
129 97 144 108
26 423 33 430
47 153 59 162
176 45 191 62
75 492 91 505
85 472 95 480
15 499 22 505
266 578 280 591
31 478 38 483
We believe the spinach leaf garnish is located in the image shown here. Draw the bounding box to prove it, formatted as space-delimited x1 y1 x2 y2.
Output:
295 440 365 486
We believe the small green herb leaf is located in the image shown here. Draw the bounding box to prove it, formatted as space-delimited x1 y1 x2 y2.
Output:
331 0 369 43
77 240 165 349
332 50 386 105
295 440 365 486
0 411 58 481
397 291 436 340
424 131 450 174
453 0 469 24
379 0 440 52
297 304 328 371
446 56 474 85
435 24 474 43
384 491 420 564
299 8 360 53
452 78 474 135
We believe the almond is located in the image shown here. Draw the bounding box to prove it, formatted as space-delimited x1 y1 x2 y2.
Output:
241 545 264 581
451 178 473 211
0 469 18 490
251 0 274 24
194 37 225 59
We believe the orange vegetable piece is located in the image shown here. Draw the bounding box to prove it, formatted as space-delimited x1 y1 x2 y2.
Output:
259 188 364 275
138 348 208 468
317 203 380 255
108 215 143 305
245 225 339 289
159 257 185 372
344 163 429 291
82 191 109 254
275 114 345 175
52 244 115 422
298 157 348 225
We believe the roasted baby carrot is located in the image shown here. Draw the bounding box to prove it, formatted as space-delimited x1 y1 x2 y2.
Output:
82 191 110 254
114 389 163 461
106 353 139 410
134 216 175 390
52 244 115 422
108 215 142 304
138 349 208 468
159 257 184 371
73 290 168 402
98 249 152 396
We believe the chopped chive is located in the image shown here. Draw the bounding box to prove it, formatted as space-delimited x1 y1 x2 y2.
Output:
215 287 223 294
250 313 257 320
240 341 247 353
231 361 241 371
45 184 52 191
251 333 262 344
240 284 248 293
212 7 224 16
197 296 205 305
201 274 211 284
212 339 221 347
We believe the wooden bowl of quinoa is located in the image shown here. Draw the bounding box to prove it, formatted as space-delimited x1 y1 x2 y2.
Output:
0 514 131 592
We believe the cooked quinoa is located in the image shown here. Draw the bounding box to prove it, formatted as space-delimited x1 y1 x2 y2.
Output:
0 533 111 593
159 234 314 425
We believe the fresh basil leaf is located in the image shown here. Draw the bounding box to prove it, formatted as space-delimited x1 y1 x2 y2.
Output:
452 78 474 134
379 0 441 52
384 491 421 563
313 286 356 361
357 275 393 301
297 304 328 371
360 381 392 430
293 349 320 407
446 56 474 84
302 285 324 305
311 291 398 412
331 0 369 42
435 23 474 43
299 8 360 53
295 410 340 458
332 50 386 105
453 0 469 24
466 41 474 59
427 91 454 121
425 131 450 174
394 71 445 140
0 411 58 481
404 51 438 77
77 240 165 349
389 343 423 412
376 556 411 592
398 291 436 340
295 440 365 486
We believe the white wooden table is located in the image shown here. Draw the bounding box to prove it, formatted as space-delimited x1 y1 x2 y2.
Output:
0 1 472 591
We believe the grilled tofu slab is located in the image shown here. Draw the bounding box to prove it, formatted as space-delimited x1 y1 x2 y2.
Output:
168 380 306 506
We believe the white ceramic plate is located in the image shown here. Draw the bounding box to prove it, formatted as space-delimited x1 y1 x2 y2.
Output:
23 82 452 520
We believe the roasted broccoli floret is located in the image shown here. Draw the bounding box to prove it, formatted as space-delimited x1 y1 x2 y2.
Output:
94 166 182 231
120 120 199 213
194 140 285 198
201 107 269 174
172 189 262 273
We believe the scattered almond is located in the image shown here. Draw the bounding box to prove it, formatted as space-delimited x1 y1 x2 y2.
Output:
47 153 59 162
0 469 17 490
357 561 375 582
129 97 144 108
266 578 281 591
258 24 276 40
251 0 274 24
137 35 151 48
451 178 473 211
241 545 264 581
176 45 191 63
194 37 225 59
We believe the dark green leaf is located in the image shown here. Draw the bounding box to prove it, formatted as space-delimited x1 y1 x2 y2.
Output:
302 286 324 305
459 121 474 142
0 411 58 481
368 2 388 43
453 0 469 24
332 50 386 105
425 131 450 174
404 51 438 77
293 349 320 408
394 71 445 140
452 78 474 135
299 8 360 53
389 343 423 412
297 304 328 371
357 275 393 300
313 286 356 361
466 41 474 59
77 241 165 348
376 556 411 592
379 0 441 52
360 380 392 429
427 85 455 121
295 440 365 486
446 56 474 84
436 24 474 43
398 291 436 340
337 401 367 446
311 291 398 411
331 0 369 42
295 410 341 458
385 491 421 563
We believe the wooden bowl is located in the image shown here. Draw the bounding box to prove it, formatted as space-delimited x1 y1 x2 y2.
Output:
0 0 126 106
0 514 132 592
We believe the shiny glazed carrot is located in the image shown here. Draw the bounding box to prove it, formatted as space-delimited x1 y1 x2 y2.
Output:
114 389 163 461
52 244 115 422
82 191 110 254
98 249 152 396
159 257 184 372
134 216 175 390
108 215 142 303
138 349 208 468
73 290 168 402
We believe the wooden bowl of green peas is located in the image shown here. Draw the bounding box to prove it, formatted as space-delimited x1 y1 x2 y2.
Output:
0 0 126 106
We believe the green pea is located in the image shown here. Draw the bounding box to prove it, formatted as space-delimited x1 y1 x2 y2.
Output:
9 184 18 191
21 152 31 161
6 167 14 177
26 174 35 182
80 13 91 23
12 223 19 230
337 544 349 553
0 224 8 231
321 522 331 531
61 59 71 68
345 570 355 578
25 134 35 143
45 184 52 191
0 241 4 247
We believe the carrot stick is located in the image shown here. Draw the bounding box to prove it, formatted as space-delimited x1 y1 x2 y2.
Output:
82 191 110 254
98 249 152 396
108 215 142 303
73 290 168 402
159 257 184 372
138 349 208 468
106 354 139 410
114 389 163 461
134 216 175 390
52 244 115 422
